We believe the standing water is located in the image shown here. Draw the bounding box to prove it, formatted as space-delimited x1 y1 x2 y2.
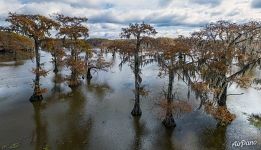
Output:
0 51 260 150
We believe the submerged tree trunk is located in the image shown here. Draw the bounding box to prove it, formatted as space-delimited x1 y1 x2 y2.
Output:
87 68 92 80
132 117 143 150
69 47 80 88
13 50 17 61
53 54 58 73
32 101 47 149
162 68 176 128
217 84 227 107
163 110 176 128
30 40 43 102
85 52 92 82
69 69 78 88
131 42 142 116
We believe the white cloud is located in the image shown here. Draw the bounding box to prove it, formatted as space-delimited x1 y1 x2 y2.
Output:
0 0 260 38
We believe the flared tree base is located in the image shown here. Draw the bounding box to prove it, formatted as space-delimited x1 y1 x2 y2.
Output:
87 74 92 80
29 94 43 102
131 103 142 116
68 80 81 89
53 68 58 74
87 68 93 80
68 84 80 88
87 79 91 85
217 98 227 107
162 114 176 128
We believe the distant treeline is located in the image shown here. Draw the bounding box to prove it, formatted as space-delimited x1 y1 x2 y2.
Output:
0 31 34 52
86 38 110 47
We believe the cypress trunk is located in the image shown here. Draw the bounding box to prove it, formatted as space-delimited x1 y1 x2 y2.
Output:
162 69 176 128
53 55 58 73
131 42 142 116
87 68 92 80
218 84 227 107
30 40 43 102
69 46 79 87
13 50 17 61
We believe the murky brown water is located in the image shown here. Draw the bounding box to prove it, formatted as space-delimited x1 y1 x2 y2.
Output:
0 51 260 150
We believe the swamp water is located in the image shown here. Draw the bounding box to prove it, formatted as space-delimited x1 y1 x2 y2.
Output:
0 51 260 150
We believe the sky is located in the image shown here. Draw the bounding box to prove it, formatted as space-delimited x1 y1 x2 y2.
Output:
0 0 260 39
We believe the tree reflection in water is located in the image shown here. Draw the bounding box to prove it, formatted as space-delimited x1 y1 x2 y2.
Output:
31 101 48 150
56 88 92 150
132 117 146 150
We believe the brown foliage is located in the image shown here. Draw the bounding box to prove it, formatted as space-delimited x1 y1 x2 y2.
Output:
32 67 49 77
234 76 253 88
55 14 90 86
33 85 48 96
191 82 209 93
107 39 136 54
56 14 88 39
66 58 86 74
204 101 236 125
156 36 190 55
120 22 157 39
192 20 261 104
42 38 65 64
0 31 34 52
7 12 60 41
159 99 192 116
86 51 113 71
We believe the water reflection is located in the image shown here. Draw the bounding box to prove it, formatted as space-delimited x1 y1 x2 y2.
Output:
51 73 63 94
161 128 175 150
30 83 92 149
86 82 113 100
153 127 175 150
31 101 48 150
56 88 92 150
132 117 146 150
0 51 260 150
199 125 227 149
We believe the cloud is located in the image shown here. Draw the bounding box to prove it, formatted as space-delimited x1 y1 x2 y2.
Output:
0 0 22 17
158 0 174 7
251 0 261 8
227 9 241 17
190 0 222 7
0 0 260 39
